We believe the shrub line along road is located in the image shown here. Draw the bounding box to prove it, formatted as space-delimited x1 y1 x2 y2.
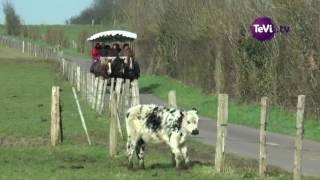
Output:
64 55 320 177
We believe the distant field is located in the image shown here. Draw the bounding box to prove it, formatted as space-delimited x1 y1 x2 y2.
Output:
0 24 110 41
0 46 309 179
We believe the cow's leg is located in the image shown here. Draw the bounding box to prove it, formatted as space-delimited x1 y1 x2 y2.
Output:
181 144 189 167
169 136 183 169
171 153 176 167
126 137 136 169
135 138 145 169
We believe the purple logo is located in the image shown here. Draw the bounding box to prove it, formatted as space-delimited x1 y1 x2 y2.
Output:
250 17 289 41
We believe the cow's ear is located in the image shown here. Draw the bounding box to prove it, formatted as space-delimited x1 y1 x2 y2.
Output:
191 107 198 114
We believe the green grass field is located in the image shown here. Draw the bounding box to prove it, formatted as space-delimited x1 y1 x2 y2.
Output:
0 46 313 179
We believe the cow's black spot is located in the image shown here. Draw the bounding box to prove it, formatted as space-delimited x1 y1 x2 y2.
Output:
171 112 184 131
126 112 130 118
146 108 162 132
136 138 145 160
137 138 145 146
170 109 176 113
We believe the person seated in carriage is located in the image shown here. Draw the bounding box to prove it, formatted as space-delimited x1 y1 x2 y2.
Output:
110 43 121 56
119 43 134 58
91 43 101 62
90 43 101 73
99 44 111 64
90 43 113 78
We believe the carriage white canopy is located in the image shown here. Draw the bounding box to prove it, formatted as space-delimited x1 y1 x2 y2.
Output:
87 30 137 42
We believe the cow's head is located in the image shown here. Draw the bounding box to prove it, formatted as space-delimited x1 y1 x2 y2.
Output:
183 108 199 135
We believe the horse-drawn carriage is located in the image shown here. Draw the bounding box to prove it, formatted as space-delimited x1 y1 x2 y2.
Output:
87 30 140 83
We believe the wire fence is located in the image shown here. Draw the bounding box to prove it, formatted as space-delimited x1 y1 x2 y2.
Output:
0 35 61 59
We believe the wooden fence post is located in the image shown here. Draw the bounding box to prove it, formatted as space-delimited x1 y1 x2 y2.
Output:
22 40 25 53
66 61 69 79
73 64 77 87
115 78 123 107
109 78 115 111
96 77 104 112
80 71 86 98
122 79 131 114
115 79 124 139
76 66 81 92
168 90 177 108
259 97 268 176
62 59 65 77
131 80 140 107
89 74 95 107
215 94 228 172
34 45 37 57
70 63 74 84
92 77 99 110
98 79 108 114
109 92 118 157
293 95 306 180
50 86 62 146
86 73 91 104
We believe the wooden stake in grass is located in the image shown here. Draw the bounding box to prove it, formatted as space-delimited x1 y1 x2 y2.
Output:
259 97 268 176
22 40 25 53
131 80 140 107
215 94 228 172
81 71 86 98
109 78 115 111
96 77 104 112
109 92 118 157
113 79 124 139
62 59 65 77
168 90 177 108
92 77 99 110
293 95 306 180
86 73 91 103
76 66 81 92
72 87 92 145
115 78 123 107
98 79 108 114
123 79 131 112
89 74 95 106
50 86 62 146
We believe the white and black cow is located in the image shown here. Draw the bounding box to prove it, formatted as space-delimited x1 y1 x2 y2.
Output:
125 104 199 169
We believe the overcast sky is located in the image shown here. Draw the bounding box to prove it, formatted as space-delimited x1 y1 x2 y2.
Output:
0 0 92 24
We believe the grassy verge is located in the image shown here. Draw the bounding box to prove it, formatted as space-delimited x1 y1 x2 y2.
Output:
1 46 314 179
139 75 320 141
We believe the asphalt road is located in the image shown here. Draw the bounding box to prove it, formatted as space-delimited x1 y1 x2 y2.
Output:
64 55 320 177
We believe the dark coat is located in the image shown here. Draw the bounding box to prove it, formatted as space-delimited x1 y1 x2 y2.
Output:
110 57 125 78
124 60 140 80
